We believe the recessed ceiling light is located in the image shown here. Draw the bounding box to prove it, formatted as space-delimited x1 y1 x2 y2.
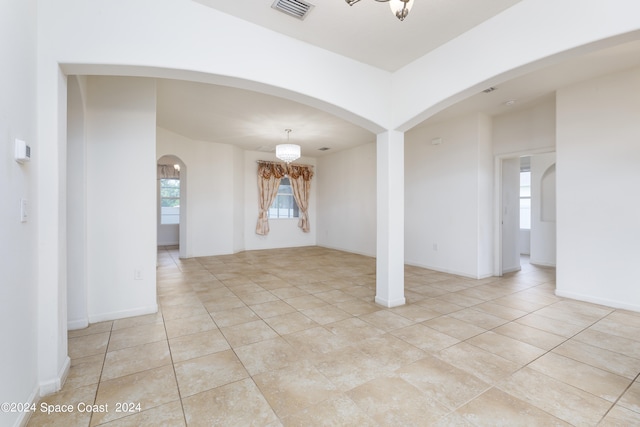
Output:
505 100 517 106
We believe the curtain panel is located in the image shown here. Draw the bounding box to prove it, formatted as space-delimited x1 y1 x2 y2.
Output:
255 162 286 235
255 161 314 235
287 164 314 233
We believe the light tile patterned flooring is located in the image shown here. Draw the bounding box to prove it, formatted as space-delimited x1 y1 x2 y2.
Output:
28 246 640 426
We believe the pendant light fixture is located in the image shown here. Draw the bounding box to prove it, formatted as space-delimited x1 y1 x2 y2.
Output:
345 0 414 22
276 129 300 164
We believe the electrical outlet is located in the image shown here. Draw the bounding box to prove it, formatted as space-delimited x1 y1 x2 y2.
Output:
134 269 143 280
433 243 438 251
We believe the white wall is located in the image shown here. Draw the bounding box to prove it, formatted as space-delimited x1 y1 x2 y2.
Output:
316 142 377 257
67 75 89 330
244 151 317 251
0 0 39 424
85 76 158 322
530 153 556 266
556 66 640 310
502 157 521 272
493 96 556 156
405 114 493 279
157 127 236 257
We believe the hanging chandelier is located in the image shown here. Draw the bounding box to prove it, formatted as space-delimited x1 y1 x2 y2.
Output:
276 129 300 164
345 0 414 22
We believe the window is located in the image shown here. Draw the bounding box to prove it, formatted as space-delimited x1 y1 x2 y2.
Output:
160 178 180 224
269 177 299 219
519 171 531 229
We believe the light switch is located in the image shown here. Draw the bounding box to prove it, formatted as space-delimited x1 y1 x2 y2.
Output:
20 199 28 222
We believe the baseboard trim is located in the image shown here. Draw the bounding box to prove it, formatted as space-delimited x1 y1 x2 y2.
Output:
404 260 494 280
39 356 70 397
88 304 158 324
374 296 406 308
67 318 89 331
555 289 640 313
15 385 40 427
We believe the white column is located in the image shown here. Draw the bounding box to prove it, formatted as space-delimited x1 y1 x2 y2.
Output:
376 130 405 307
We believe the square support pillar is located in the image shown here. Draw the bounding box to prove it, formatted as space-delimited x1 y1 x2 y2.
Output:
375 130 405 308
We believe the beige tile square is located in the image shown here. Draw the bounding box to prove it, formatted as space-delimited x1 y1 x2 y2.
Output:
250 300 296 319
324 317 385 344
423 316 486 340
389 304 441 322
64 353 105 390
97 400 185 426
91 365 180 426
182 378 279 427
237 290 279 305
174 349 248 397
497 367 611 426
107 323 167 352
457 387 571 426
112 312 163 331
253 364 337 418
438 342 520 384
472 301 528 321
573 328 640 359
27 384 97 427
68 332 110 359
334 299 380 316
202 295 246 313
300 306 351 325
164 313 217 339
553 339 640 379
210 305 258 327
221 319 279 348
168 329 230 363
283 295 327 310
599 405 640 427
466 331 545 366
102 340 171 381
492 321 566 350
234 336 302 376
68 321 113 338
529 352 632 402
397 355 490 410
282 394 377 427
618 380 640 413
357 334 426 372
263 311 318 335
358 310 415 331
347 376 449 426
161 300 210 321
390 323 459 352
515 313 586 337
448 308 508 329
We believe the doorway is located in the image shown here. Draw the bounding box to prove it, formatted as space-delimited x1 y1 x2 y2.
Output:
496 152 556 276
157 155 185 254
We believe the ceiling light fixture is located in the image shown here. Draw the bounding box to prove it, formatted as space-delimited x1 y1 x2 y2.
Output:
345 0 414 22
276 129 301 164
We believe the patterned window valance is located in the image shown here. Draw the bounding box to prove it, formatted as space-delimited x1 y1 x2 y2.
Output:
157 164 180 179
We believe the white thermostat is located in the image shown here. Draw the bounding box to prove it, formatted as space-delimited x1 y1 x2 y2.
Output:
15 139 31 164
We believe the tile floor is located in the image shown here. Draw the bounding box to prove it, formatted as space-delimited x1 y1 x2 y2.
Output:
28 246 640 426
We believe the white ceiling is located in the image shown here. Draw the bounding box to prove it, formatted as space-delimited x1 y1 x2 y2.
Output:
155 1 640 157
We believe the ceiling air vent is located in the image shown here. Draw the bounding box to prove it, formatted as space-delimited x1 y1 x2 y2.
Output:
271 0 314 20
318 147 331 151
482 87 497 93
